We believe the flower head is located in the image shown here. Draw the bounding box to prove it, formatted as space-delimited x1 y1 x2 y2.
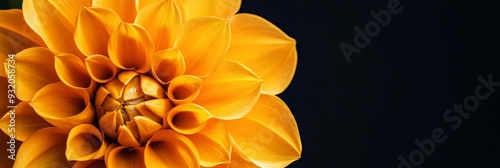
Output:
0 0 301 167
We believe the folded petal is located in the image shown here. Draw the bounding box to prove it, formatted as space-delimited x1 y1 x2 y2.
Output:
0 102 51 142
92 0 137 23
74 159 106 168
135 0 183 51
4 47 59 101
224 94 302 167
30 82 94 132
108 22 154 73
167 75 202 105
137 0 163 11
227 14 297 95
75 7 121 56
66 124 107 161
165 103 212 134
134 116 162 143
213 146 259 168
140 75 166 98
150 48 185 85
194 60 262 120
174 16 230 77
107 146 146 168
142 99 173 118
177 0 240 20
98 111 120 139
14 127 75 168
144 130 199 168
55 53 93 89
186 120 230 167
23 0 91 57
117 125 141 147
85 54 118 83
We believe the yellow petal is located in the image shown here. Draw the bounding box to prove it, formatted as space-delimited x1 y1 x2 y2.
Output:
140 75 166 98
122 76 144 101
227 14 297 95
104 143 120 166
136 0 162 11
92 0 137 23
107 146 146 168
143 98 173 118
30 82 94 132
75 7 121 56
134 102 163 123
4 47 59 101
85 54 118 83
55 53 93 89
117 125 141 147
194 60 262 120
134 116 162 143
104 78 125 99
165 103 212 135
108 22 154 73
0 102 51 142
213 146 259 168
98 111 120 139
144 130 199 168
14 127 75 168
23 0 91 57
177 0 240 20
224 94 302 167
186 120 230 167
150 48 185 85
66 124 107 161
118 70 139 85
135 0 183 51
167 75 202 105
174 16 230 77
74 159 106 168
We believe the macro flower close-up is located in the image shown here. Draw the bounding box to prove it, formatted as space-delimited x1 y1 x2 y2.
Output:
0 0 301 167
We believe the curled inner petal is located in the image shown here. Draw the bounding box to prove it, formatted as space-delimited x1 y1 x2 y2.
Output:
107 146 145 168
55 53 93 89
144 130 200 168
85 54 118 83
66 124 107 161
151 48 185 85
167 75 203 105
166 103 212 135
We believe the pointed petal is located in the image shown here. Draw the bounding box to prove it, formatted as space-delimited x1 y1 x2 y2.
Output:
144 130 199 168
122 76 144 101
227 14 297 95
104 78 125 99
167 75 202 105
175 16 230 77
135 0 183 51
118 70 139 85
140 75 166 98
134 102 163 123
4 47 59 101
150 48 185 85
134 116 162 143
98 111 120 139
14 127 75 168
30 82 94 132
177 0 240 20
224 94 302 167
75 7 121 56
92 0 137 23
143 99 172 118
23 0 91 57
107 146 146 168
85 54 118 83
0 102 51 142
74 159 106 168
166 103 212 135
194 60 262 120
186 120 230 167
55 53 93 89
66 124 107 161
108 22 154 73
213 147 259 168
117 125 141 147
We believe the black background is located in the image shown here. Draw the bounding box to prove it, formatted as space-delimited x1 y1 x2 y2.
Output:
3 0 500 167
241 0 500 168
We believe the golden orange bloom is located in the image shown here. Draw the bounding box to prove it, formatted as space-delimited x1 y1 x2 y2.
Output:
0 0 301 167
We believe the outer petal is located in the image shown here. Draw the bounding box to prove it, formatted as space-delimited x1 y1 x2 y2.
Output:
151 48 185 85
30 82 94 132
85 54 118 83
224 94 302 167
144 130 200 168
0 102 51 142
135 0 183 51
177 0 240 20
108 22 154 73
73 159 106 168
3 47 59 101
167 75 202 105
174 16 230 77
213 147 259 168
107 146 146 168
23 0 91 57
0 9 45 77
14 127 75 168
55 53 93 89
75 7 121 56
186 120 230 167
66 124 107 161
92 0 136 23
194 60 262 120
227 14 297 95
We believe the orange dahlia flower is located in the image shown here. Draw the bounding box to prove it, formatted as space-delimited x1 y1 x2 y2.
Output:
0 0 301 167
